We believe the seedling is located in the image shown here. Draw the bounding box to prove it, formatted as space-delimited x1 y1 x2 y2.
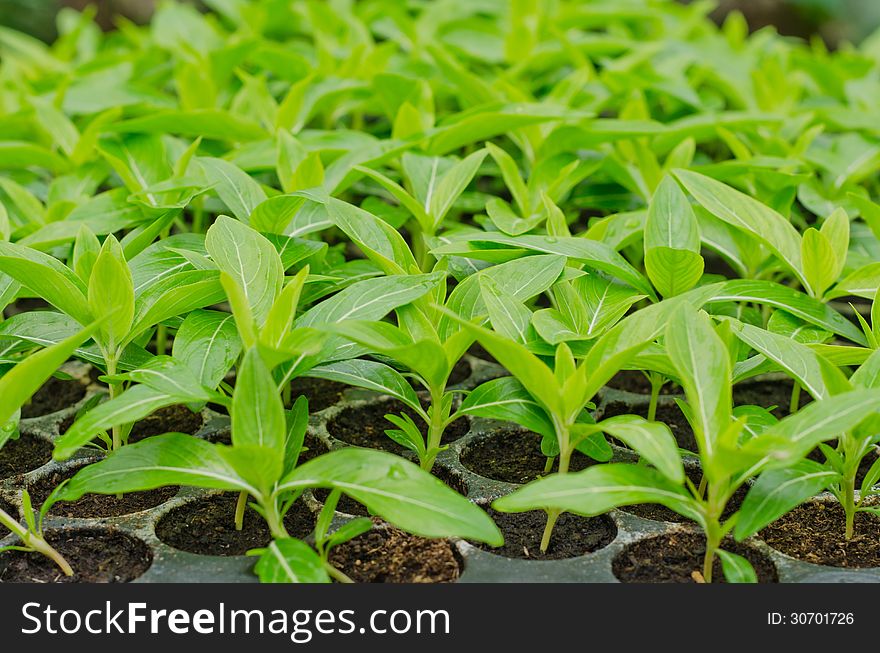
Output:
493 306 880 581
0 320 102 576
53 346 502 583
450 296 695 551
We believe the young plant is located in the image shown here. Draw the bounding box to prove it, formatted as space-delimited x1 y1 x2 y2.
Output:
0 320 101 576
493 306 880 581
730 320 880 539
322 253 567 472
51 346 502 583
449 295 693 552
0 227 226 451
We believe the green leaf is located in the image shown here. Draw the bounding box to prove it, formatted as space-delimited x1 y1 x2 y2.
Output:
111 109 266 142
479 276 532 344
493 463 699 523
716 550 757 583
55 434 256 497
0 320 100 426
665 306 731 470
307 359 421 413
452 315 563 417
735 461 839 540
251 538 329 584
433 233 653 298
429 149 487 228
206 216 283 325
173 310 242 389
458 377 556 440
742 389 880 469
673 169 808 292
801 228 838 299
694 279 866 345
0 241 91 325
54 385 179 460
598 415 684 483
199 157 267 223
645 176 704 297
88 236 134 350
279 448 503 545
232 348 285 452
441 255 566 339
730 320 848 400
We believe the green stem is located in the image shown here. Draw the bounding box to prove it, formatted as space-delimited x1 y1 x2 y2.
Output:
234 490 248 531
26 532 74 577
282 382 292 408
702 528 720 584
105 354 122 452
788 382 801 416
539 435 571 553
411 221 433 273
324 561 355 584
647 376 661 422
843 471 856 540
542 456 554 474
1 509 73 576
262 500 290 540
421 388 446 472
156 323 167 356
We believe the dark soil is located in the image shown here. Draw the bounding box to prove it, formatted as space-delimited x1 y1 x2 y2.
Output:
0 497 15 538
59 403 204 441
759 501 880 568
207 431 329 465
155 493 316 556
460 428 595 484
20 377 87 419
732 379 811 418
0 529 152 583
327 400 470 454
0 432 53 480
329 524 461 583
477 508 616 560
313 465 469 517
613 532 778 583
289 377 348 412
621 467 747 523
605 370 674 395
602 401 697 452
29 467 179 518
408 359 472 390
128 405 203 443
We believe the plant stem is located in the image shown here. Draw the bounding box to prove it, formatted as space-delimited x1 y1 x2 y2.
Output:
539 434 571 553
26 532 74 577
155 323 167 356
648 376 661 422
324 561 355 584
702 530 720 584
1 510 74 577
788 382 801 415
262 500 290 540
542 456 554 474
410 221 432 272
282 382 292 408
843 471 856 540
234 490 248 531
421 388 446 471
105 354 122 452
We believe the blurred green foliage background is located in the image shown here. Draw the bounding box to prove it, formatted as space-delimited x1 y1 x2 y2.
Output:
1 0 879 46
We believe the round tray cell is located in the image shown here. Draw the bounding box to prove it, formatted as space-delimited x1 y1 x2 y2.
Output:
0 528 152 583
613 532 778 583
